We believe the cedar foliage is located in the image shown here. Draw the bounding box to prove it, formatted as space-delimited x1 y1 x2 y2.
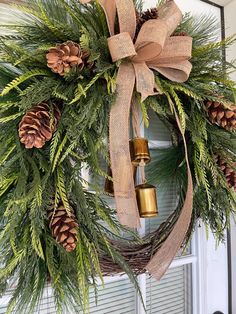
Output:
0 0 235 312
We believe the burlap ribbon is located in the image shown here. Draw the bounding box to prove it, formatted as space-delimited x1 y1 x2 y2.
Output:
80 0 193 280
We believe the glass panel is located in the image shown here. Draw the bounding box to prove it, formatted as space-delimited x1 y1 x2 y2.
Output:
0 279 136 314
0 286 56 314
89 279 136 314
145 183 177 234
145 111 171 142
146 265 192 314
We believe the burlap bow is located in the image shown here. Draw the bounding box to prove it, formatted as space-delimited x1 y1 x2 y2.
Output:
80 0 193 280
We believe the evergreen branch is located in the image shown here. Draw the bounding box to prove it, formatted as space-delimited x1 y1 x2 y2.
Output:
70 70 109 104
52 134 68 172
0 250 25 282
0 144 16 166
0 112 22 123
169 87 186 132
55 166 71 215
0 69 51 96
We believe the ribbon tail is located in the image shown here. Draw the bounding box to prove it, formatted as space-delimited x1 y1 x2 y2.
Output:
133 62 158 102
109 63 141 229
146 108 193 280
158 0 182 36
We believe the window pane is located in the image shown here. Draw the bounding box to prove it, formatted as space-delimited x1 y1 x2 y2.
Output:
0 286 56 314
145 181 177 234
146 265 192 314
145 111 171 142
0 279 136 314
89 279 136 314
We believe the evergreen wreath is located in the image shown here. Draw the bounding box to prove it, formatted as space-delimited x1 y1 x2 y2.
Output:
0 0 235 312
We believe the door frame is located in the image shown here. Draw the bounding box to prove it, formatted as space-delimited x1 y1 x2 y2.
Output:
199 2 232 314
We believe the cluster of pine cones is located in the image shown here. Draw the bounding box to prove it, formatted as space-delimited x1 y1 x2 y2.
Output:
18 41 91 251
19 40 94 149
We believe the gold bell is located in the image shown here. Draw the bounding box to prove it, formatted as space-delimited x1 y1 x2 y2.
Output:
135 184 158 218
130 138 151 166
104 166 137 196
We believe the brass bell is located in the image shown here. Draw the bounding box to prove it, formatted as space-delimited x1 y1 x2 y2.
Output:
104 166 137 196
135 184 158 218
130 138 151 166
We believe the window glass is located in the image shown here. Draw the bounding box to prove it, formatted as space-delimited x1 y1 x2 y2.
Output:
146 265 193 314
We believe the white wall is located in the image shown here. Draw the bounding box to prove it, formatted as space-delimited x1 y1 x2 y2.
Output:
225 0 236 81
144 0 221 16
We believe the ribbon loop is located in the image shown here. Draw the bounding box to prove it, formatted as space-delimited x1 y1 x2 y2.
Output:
133 20 168 62
115 0 137 39
158 0 183 35
150 37 193 64
151 61 193 83
108 33 137 62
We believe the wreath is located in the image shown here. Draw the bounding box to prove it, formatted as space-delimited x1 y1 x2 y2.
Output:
0 0 235 312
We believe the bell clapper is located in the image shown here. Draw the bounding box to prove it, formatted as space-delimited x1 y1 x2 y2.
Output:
139 158 147 184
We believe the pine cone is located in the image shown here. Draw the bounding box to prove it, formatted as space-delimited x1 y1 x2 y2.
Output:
48 203 78 253
46 41 91 76
19 103 60 149
136 8 158 37
205 100 236 131
172 31 189 37
140 8 159 22
216 156 236 191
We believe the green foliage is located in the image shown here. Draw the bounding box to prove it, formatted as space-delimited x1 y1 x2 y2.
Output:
0 69 52 96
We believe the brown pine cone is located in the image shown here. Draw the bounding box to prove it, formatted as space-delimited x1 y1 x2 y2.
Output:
172 31 189 37
46 41 91 76
216 156 236 191
136 8 158 37
48 203 78 253
140 8 159 22
19 103 60 149
205 100 236 131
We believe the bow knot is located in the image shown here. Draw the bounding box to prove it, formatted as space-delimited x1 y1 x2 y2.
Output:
107 4 192 101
